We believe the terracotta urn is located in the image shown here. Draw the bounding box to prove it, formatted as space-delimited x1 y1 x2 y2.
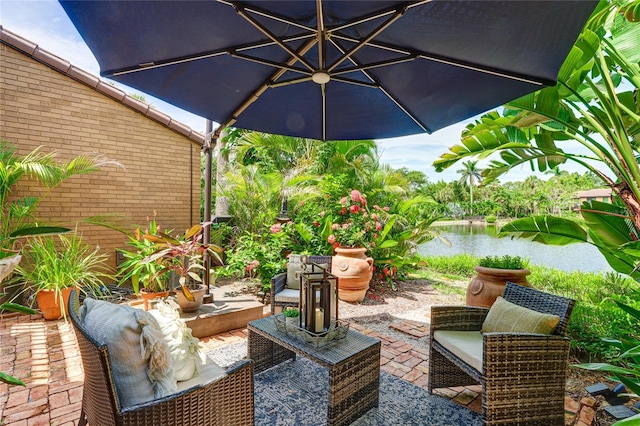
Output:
331 247 373 303
36 286 76 320
175 284 207 313
466 266 531 308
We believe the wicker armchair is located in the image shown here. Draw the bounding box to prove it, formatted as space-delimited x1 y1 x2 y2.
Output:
428 282 575 425
68 290 255 426
270 255 332 315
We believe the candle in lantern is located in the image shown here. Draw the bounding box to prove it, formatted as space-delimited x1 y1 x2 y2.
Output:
315 308 324 333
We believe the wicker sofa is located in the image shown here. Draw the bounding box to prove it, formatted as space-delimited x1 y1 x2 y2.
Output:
270 255 333 315
428 282 575 425
68 290 255 426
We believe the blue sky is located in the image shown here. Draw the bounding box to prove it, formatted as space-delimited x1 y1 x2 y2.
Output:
1 0 586 183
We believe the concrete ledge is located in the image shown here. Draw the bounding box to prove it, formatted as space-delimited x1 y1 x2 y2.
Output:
181 287 266 338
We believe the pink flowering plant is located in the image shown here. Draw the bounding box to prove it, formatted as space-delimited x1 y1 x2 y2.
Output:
325 189 385 250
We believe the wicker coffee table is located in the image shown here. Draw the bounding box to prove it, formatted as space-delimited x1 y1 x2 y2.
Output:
247 316 381 426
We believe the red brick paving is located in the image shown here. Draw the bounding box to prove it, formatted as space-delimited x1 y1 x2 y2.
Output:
0 314 597 425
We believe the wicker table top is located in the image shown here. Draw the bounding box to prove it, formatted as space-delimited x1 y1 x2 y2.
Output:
248 316 379 367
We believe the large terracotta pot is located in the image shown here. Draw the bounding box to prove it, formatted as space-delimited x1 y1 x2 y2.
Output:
36 286 76 320
140 289 170 310
331 247 373 303
175 284 207 313
466 266 531 308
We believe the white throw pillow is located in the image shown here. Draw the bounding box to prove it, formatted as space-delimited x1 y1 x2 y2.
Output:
80 298 177 408
149 301 204 381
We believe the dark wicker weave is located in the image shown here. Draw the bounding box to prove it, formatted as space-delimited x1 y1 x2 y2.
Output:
428 282 575 426
248 316 380 426
270 255 333 315
68 290 255 426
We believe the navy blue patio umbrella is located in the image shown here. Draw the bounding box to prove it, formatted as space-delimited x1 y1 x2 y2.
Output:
59 0 597 288
59 0 597 142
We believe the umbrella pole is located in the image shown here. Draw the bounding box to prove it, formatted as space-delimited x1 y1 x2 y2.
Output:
202 119 216 303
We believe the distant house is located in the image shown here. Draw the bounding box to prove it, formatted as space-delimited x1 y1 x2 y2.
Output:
0 27 205 273
576 188 613 204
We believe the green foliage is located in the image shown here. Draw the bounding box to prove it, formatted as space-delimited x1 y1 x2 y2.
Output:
141 223 224 300
574 297 640 425
423 254 478 277
0 140 116 258
17 232 113 306
118 215 171 293
478 255 527 270
530 267 640 361
282 307 300 318
485 215 497 224
218 226 292 289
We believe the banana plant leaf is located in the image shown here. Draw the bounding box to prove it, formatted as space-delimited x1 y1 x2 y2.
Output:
497 215 588 245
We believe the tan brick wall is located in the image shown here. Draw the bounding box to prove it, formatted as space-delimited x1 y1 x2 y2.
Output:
0 44 201 279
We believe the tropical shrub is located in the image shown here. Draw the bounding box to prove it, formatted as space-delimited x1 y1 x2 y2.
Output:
218 224 293 291
478 255 527 270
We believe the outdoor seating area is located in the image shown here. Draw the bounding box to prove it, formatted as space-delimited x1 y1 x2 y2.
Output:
3 1 639 425
1 282 601 426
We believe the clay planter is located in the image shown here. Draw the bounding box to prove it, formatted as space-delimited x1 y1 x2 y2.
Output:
466 266 531 308
140 289 170 311
36 286 76 320
175 284 207 313
331 247 373 303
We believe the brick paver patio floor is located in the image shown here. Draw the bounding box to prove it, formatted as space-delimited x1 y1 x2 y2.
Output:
1 313 594 425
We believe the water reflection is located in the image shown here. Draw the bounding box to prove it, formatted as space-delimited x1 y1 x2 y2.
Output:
419 224 612 274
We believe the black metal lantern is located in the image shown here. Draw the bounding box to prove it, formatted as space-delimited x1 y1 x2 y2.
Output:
299 262 338 334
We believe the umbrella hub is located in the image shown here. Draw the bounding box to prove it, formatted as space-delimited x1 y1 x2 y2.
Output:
312 72 331 85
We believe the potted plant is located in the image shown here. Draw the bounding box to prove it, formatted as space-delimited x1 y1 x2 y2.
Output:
282 307 300 330
324 190 383 302
142 223 224 313
16 232 112 320
467 254 531 308
117 215 171 310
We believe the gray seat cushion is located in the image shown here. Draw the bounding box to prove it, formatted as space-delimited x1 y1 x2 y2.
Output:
274 288 300 304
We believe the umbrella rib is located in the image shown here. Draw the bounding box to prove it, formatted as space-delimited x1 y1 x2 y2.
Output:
231 52 312 77
328 38 429 133
332 55 417 76
269 76 314 88
327 6 408 73
330 77 378 89
106 35 314 77
218 0 315 33
234 5 316 72
331 34 552 86
329 0 432 33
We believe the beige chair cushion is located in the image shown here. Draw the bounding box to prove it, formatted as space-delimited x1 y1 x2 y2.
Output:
176 354 227 392
80 298 177 408
433 330 483 372
482 296 560 334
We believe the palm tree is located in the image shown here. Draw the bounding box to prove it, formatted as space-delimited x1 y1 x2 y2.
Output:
0 140 117 257
457 160 483 215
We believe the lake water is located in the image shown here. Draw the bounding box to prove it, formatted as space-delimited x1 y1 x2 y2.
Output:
418 223 612 274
